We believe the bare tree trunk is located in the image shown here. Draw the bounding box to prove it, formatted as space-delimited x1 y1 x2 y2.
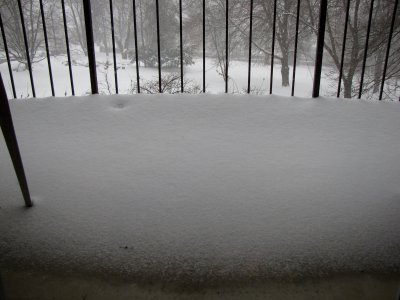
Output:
373 49 383 93
68 0 87 56
343 77 352 98
138 0 145 50
101 21 109 56
280 0 291 87
280 54 290 86
50 4 58 54
122 7 133 59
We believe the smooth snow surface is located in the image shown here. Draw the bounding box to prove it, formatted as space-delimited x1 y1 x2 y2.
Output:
1 95 400 283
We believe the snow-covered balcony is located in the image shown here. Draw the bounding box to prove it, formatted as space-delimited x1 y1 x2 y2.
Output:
1 0 400 299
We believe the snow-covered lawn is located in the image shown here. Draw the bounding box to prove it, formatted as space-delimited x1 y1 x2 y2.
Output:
0 53 325 98
1 94 400 283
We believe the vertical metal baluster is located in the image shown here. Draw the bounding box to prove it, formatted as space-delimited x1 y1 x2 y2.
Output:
83 0 98 94
0 12 16 99
270 0 277 94
109 0 118 94
39 0 55 96
379 0 398 100
247 0 254 94
133 0 140 93
291 0 300 97
17 0 35 98
179 0 183 93
312 0 327 98
61 0 75 95
156 0 162 93
337 0 350 98
203 0 206 93
0 74 32 207
225 0 229 93
358 0 374 99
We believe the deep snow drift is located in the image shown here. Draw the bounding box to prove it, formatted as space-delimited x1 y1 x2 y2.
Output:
0 94 400 283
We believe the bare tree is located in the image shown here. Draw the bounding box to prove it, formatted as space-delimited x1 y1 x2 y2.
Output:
0 0 45 69
66 0 87 56
306 0 400 99
206 0 242 89
113 0 133 59
229 0 303 87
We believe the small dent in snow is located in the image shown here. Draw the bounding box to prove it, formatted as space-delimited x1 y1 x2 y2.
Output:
111 99 129 110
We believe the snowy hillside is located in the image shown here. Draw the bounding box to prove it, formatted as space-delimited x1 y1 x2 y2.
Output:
0 94 400 283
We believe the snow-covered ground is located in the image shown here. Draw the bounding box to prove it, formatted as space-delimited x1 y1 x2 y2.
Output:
0 52 325 98
2 46 399 101
1 94 400 285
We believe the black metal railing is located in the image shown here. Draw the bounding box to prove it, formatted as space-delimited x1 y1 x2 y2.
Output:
0 73 32 207
312 0 327 98
61 0 75 95
132 0 140 93
82 0 98 94
1 0 399 100
0 0 399 207
202 0 206 93
358 0 375 99
39 0 55 96
0 13 16 98
291 0 301 97
380 0 399 100
17 0 35 98
337 0 351 98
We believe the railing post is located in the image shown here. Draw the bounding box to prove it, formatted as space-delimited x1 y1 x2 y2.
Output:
62 0 75 96
0 12 16 99
312 0 327 98
225 0 229 93
17 0 35 98
337 0 351 98
156 0 162 93
39 0 55 97
179 0 183 93
203 0 206 93
358 0 375 99
247 0 254 94
82 0 98 94
291 0 301 97
133 0 140 93
379 0 399 101
0 73 32 207
109 0 118 94
269 0 277 94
